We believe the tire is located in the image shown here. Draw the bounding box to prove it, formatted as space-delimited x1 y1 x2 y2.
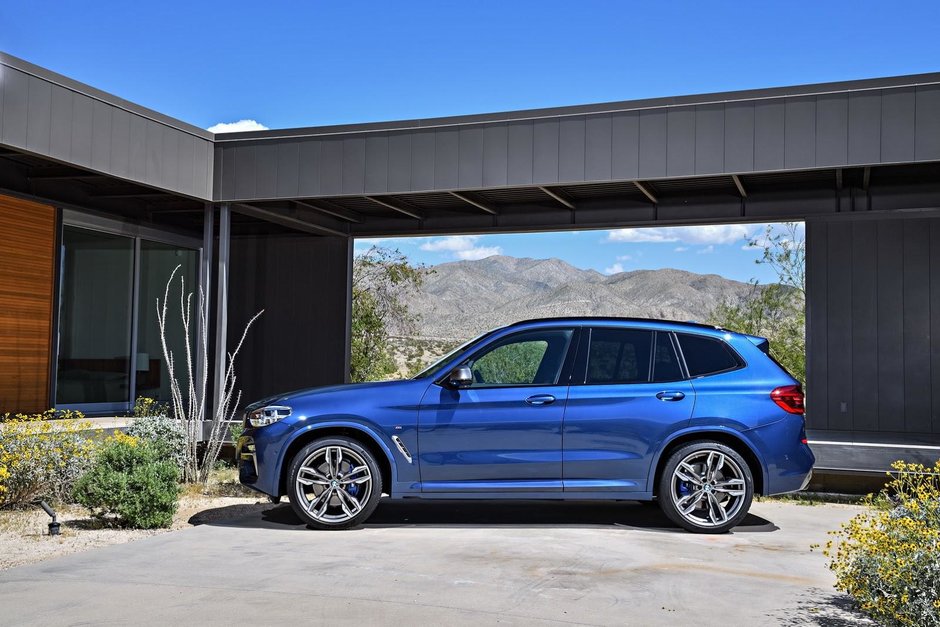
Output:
287 436 383 530
657 440 753 534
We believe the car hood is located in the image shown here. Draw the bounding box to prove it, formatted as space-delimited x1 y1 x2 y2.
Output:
244 379 423 410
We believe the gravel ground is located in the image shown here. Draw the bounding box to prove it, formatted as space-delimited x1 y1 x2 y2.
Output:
0 475 270 571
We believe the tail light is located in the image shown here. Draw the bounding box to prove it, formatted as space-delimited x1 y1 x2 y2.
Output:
771 385 805 415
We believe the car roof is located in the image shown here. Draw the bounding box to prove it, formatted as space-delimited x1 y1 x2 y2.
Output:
507 316 726 332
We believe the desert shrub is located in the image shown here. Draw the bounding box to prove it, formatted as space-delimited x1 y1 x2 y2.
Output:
824 460 940 626
132 396 169 418
0 409 94 507
126 412 187 472
74 433 181 529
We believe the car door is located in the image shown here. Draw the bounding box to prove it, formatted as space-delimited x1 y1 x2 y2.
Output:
563 327 694 492
417 327 577 493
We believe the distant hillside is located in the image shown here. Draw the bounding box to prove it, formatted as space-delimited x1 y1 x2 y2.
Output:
402 255 758 340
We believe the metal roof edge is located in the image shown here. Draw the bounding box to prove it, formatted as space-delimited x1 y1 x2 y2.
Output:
214 71 940 142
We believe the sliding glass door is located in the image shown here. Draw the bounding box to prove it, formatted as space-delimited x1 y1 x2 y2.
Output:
55 218 201 414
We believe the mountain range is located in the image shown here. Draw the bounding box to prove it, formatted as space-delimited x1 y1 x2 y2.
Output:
404 255 758 340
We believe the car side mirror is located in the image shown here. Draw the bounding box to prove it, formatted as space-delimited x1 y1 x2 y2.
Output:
447 366 473 389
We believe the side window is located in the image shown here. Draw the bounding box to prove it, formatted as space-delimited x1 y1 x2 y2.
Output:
586 328 653 384
652 333 683 382
466 329 573 387
676 333 742 377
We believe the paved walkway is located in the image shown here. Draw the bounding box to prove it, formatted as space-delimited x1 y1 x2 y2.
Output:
0 500 872 626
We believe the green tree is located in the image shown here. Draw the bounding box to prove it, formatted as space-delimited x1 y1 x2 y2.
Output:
350 246 427 382
710 223 806 386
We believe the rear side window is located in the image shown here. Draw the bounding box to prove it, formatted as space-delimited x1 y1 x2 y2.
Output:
586 328 653 384
676 333 743 377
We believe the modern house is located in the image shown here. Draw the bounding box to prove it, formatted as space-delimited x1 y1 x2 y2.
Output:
1 51 939 472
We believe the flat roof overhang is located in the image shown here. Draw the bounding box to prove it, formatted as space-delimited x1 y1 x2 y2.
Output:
3 50 940 237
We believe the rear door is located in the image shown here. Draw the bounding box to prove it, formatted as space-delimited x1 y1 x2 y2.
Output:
563 327 694 492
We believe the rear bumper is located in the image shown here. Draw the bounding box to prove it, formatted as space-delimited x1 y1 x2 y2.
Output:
747 417 816 495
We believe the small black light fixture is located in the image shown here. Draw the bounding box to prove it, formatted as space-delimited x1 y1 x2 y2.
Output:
38 500 60 536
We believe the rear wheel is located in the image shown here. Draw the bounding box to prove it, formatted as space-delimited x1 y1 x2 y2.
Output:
658 441 753 534
288 436 383 530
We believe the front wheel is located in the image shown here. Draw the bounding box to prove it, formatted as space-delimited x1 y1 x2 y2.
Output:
287 436 383 530
658 441 753 534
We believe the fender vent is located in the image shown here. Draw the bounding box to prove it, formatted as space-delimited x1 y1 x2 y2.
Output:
391 435 413 464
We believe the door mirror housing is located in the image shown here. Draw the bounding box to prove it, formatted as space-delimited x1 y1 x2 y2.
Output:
447 366 473 389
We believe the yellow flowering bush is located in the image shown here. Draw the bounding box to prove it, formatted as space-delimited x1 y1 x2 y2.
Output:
824 460 940 626
0 409 94 507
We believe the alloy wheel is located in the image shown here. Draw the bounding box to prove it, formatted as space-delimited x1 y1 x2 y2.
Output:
294 445 374 524
670 449 747 528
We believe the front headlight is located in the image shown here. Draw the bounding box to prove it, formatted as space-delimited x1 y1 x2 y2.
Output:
247 405 292 427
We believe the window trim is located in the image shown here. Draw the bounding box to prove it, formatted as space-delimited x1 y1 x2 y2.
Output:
651 331 687 383
673 331 747 379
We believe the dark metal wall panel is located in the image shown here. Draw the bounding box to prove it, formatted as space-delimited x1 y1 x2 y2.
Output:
902 219 931 433
433 128 458 189
364 134 388 194
70 94 94 169
881 87 916 163
411 130 435 191
2 57 213 200
559 116 586 183
638 109 667 179
274 142 300 198
254 142 278 199
810 215 940 438
1 68 28 148
666 106 695 177
297 140 321 196
850 221 878 431
387 132 411 192
915 85 940 161
754 99 785 171
847 91 881 164
806 220 828 430
507 121 534 185
320 138 344 195
611 111 639 180
694 104 724 175
110 108 131 180
724 102 754 173
876 220 905 431
584 114 612 182
815 94 848 167
233 144 256 200
25 76 52 155
49 85 73 162
228 235 350 402
784 96 816 169
458 126 483 189
342 137 366 194
533 119 559 183
482 123 508 187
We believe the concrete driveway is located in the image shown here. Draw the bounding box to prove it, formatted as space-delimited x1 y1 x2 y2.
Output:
0 499 871 626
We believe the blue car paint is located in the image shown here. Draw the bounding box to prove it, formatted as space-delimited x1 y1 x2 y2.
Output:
238 318 814 501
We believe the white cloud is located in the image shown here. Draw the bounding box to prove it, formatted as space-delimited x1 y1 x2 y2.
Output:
697 245 716 254
604 262 625 275
616 254 633 261
674 246 688 252
606 224 757 246
456 246 502 260
208 119 269 134
420 235 501 260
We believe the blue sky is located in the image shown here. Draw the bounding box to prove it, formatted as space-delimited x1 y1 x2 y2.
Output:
2 1 935 281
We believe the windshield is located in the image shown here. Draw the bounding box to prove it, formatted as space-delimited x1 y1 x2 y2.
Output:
412 329 498 379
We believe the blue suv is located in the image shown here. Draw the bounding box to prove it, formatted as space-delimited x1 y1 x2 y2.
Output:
238 318 814 533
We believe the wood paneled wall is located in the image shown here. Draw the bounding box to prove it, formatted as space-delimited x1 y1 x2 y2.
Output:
0 194 56 413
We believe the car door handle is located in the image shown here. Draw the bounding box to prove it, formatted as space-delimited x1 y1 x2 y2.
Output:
525 394 556 406
656 391 686 402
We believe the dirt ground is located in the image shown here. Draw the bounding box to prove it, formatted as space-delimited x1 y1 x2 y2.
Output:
0 469 270 571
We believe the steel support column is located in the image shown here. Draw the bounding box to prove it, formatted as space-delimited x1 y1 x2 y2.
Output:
212 203 230 416
197 203 214 418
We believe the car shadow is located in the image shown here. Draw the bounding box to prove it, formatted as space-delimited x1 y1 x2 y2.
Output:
190 499 778 533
